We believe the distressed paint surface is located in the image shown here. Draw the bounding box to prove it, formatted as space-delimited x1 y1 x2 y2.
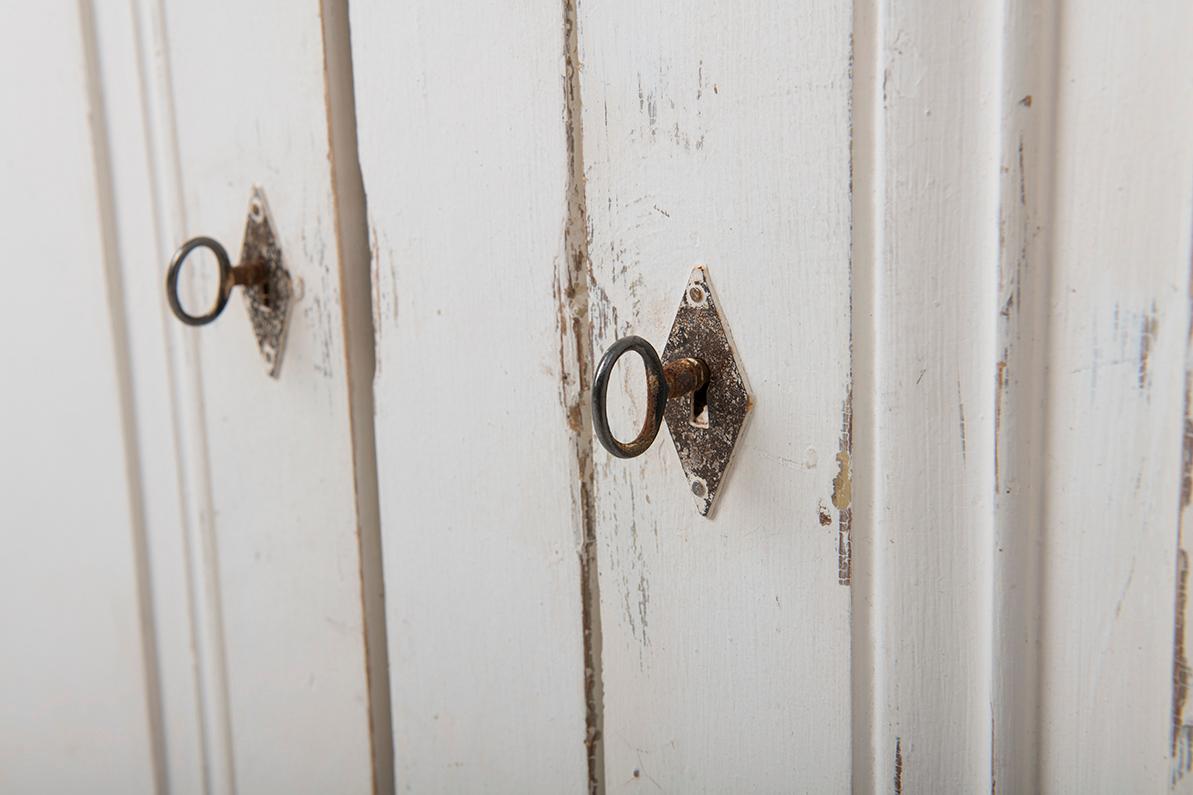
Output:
350 1 591 791
1034 2 1193 792
577 1 854 789
990 0 1055 792
853 0 1002 790
142 1 385 791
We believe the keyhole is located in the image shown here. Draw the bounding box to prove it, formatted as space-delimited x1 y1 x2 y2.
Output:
690 379 710 429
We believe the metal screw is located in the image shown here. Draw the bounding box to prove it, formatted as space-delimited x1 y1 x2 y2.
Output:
688 286 705 303
691 480 707 497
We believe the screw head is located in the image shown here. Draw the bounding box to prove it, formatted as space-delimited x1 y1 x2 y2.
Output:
688 286 705 303
691 479 707 498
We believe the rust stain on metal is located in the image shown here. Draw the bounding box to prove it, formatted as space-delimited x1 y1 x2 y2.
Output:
894 737 903 794
661 266 752 516
819 502 832 527
238 187 293 377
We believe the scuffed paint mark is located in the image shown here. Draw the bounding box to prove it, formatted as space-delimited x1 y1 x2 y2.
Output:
894 737 903 794
834 387 853 585
1169 218 1193 787
994 358 1007 492
1173 550 1189 756
957 378 967 462
1138 303 1158 389
1172 381 1193 782
991 714 997 795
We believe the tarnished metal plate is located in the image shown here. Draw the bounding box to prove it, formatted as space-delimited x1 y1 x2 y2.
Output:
237 187 292 377
661 266 753 516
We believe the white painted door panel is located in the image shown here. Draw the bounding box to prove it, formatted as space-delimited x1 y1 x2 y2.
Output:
0 5 159 792
576 3 854 791
350 2 591 791
22 1 391 792
146 1 385 791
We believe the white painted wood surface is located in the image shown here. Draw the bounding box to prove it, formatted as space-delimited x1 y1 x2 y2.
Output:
990 0 1055 791
854 0 1193 792
1039 3 1193 792
0 5 160 792
576 2 854 790
853 0 1002 791
88 2 207 788
124 1 387 791
349 1 591 791
7 3 1193 792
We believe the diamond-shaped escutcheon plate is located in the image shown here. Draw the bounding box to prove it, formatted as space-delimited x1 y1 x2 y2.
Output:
661 266 753 516
238 187 293 377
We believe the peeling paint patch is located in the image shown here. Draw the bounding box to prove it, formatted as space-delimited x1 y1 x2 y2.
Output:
1184 415 1193 510
1173 550 1189 756
834 387 853 585
832 451 852 513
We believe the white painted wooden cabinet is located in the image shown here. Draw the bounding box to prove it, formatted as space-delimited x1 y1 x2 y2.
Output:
2 1 1192 793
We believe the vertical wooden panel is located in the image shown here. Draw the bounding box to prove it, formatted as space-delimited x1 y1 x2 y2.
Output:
1039 2 1193 791
350 2 590 790
577 2 854 790
0 4 159 791
88 1 207 788
991 0 1056 791
138 1 385 790
854 0 1002 790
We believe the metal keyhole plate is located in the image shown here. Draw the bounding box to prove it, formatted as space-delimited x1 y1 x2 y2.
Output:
239 187 292 377
661 266 753 515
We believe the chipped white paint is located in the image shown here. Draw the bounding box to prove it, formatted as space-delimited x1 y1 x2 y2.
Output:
10 3 1193 792
855 0 1193 792
1038 3 1193 792
577 1 854 789
350 1 591 790
990 0 1056 791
